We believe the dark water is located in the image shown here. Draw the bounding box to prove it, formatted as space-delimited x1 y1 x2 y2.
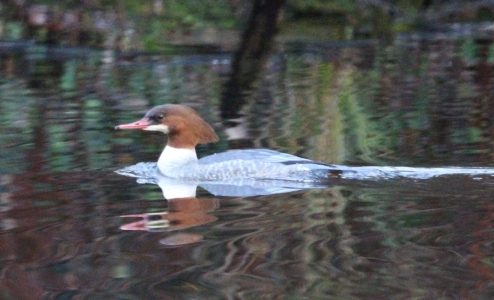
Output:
3 27 494 299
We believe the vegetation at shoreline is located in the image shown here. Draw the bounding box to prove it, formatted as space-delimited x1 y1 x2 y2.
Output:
1 0 494 50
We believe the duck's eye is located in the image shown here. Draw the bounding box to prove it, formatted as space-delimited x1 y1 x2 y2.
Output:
156 114 164 120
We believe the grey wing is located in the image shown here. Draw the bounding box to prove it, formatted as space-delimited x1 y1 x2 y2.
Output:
198 149 312 165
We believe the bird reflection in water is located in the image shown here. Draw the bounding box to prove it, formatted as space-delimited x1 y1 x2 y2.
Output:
115 159 330 245
119 178 220 246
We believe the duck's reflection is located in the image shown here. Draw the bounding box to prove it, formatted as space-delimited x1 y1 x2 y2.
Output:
120 197 219 232
120 196 219 246
119 178 221 245
117 166 331 244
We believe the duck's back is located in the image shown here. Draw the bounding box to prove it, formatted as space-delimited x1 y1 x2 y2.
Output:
195 149 340 181
199 149 313 165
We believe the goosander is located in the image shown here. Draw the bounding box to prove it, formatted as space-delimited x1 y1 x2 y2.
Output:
116 104 494 184
115 104 342 182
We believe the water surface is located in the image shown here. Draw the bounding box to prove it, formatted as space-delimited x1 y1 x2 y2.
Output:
2 27 494 298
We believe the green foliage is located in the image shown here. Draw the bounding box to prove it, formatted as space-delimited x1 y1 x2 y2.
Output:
123 0 239 29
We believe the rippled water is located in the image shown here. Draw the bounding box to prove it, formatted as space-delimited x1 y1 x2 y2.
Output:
3 29 494 299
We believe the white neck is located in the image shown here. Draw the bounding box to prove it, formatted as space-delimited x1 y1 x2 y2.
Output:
157 145 198 176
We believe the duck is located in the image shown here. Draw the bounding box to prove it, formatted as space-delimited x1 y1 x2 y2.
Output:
115 104 494 185
115 104 342 182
